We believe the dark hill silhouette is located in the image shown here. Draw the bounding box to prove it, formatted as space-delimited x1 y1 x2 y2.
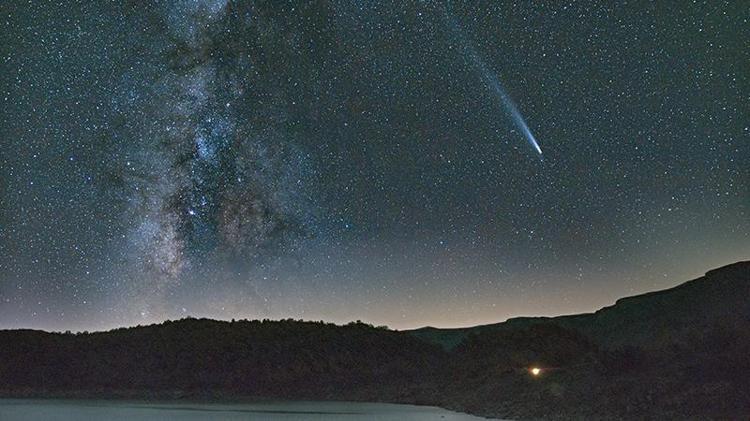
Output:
1 261 748 419
0 320 445 403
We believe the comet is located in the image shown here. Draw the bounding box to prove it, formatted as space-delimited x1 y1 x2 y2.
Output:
442 5 543 156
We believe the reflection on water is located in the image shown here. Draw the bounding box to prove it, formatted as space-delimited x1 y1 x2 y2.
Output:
0 399 488 420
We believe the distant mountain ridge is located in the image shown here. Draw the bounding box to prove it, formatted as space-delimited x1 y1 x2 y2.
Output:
409 261 750 350
1 261 748 419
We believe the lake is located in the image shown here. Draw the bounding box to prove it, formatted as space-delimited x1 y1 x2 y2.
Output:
0 399 488 420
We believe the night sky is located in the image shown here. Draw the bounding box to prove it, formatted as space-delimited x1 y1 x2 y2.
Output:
1 1 747 332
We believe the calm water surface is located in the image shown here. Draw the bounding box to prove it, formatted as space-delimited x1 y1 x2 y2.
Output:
0 399 489 420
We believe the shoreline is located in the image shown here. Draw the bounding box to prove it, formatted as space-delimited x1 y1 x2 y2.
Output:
0 395 494 419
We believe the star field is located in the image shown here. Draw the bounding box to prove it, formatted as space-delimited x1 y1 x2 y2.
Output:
1 1 747 331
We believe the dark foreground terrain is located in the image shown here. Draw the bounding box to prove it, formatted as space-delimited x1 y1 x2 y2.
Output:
1 261 748 420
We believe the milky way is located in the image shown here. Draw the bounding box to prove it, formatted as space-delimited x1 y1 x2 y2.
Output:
106 1 319 317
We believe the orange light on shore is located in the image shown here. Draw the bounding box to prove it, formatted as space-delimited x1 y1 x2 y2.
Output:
530 367 541 376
